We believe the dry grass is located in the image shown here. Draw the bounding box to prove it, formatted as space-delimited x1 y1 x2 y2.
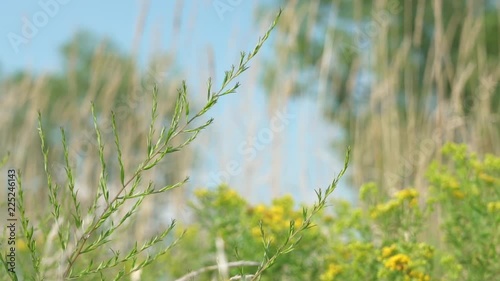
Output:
259 0 499 193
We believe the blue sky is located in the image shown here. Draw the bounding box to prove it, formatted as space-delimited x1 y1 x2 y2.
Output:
0 0 353 204
1 1 258 75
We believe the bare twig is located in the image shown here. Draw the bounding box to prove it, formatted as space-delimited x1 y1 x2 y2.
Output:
175 261 260 281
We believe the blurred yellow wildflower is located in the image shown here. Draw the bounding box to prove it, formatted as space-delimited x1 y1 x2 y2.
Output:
479 172 496 184
452 190 465 199
441 143 468 161
396 188 419 206
16 239 27 252
251 226 261 238
484 154 500 171
370 200 400 219
487 201 500 213
254 204 266 215
445 177 460 190
384 253 411 271
396 188 418 200
194 188 209 198
294 217 303 227
418 243 434 259
272 194 294 211
214 186 244 207
268 205 285 223
408 270 431 281
381 244 397 259
320 263 343 281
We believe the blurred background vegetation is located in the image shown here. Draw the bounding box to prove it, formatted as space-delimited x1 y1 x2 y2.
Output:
258 0 499 191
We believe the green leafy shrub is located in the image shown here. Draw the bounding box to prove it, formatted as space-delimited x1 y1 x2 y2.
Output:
164 143 498 281
426 143 500 280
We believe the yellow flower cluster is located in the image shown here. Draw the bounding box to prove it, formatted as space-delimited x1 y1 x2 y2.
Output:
214 188 241 207
370 188 419 218
452 190 465 199
441 143 468 161
381 244 397 259
320 263 343 281
484 154 500 171
194 185 247 209
251 226 262 239
405 271 431 281
396 188 419 206
249 195 303 240
370 200 399 218
253 204 288 229
479 172 497 185
442 175 460 190
487 201 500 213
194 188 209 198
384 253 411 271
16 239 28 252
380 244 432 281
430 172 465 199
418 243 434 259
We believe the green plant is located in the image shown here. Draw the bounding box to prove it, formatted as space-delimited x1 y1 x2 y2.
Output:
163 143 498 281
249 148 350 281
0 10 283 280
426 143 500 280
163 159 351 281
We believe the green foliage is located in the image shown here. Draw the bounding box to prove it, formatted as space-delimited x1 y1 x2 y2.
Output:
163 143 499 281
426 143 500 280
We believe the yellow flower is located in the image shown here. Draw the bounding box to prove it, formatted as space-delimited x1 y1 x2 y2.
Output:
418 243 434 259
194 188 209 198
221 189 239 202
272 195 294 210
16 239 27 252
396 188 419 201
446 177 460 190
409 270 431 281
484 154 500 170
320 263 343 281
479 173 496 184
396 188 419 206
251 226 261 239
370 200 400 218
214 186 245 206
270 205 284 217
254 204 266 215
323 215 334 223
384 254 411 271
267 205 285 225
452 190 465 199
487 201 500 213
381 244 397 259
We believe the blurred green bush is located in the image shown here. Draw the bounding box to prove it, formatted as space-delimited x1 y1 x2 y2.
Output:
155 143 499 280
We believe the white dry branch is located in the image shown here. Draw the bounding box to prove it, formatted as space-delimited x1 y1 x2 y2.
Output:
175 261 260 281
